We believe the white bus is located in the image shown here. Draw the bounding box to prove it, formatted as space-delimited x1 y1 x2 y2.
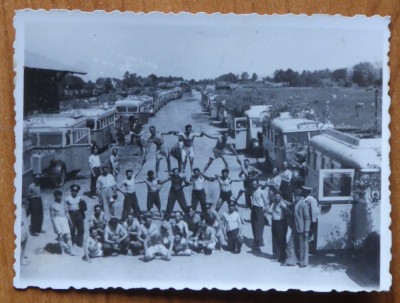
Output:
230 105 272 153
305 128 381 252
26 115 91 187
115 99 150 133
75 107 115 150
262 113 323 169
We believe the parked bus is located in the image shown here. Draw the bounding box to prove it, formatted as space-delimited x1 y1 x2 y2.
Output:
75 107 115 150
115 99 150 133
262 112 323 169
22 121 34 197
26 115 91 187
229 105 272 153
304 128 381 252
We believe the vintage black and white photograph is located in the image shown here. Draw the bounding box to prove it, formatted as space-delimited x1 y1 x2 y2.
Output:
13 11 391 291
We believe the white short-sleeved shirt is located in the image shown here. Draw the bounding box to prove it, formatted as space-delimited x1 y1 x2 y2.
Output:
89 154 101 169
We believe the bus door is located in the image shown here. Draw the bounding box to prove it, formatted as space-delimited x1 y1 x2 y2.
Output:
69 128 91 172
234 117 248 150
316 169 355 250
137 105 149 125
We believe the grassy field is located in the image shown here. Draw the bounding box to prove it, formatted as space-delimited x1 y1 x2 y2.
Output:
222 86 381 129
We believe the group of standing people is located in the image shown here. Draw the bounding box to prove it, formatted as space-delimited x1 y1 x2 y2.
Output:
22 120 319 269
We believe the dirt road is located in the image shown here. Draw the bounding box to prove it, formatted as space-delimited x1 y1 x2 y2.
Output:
18 91 366 291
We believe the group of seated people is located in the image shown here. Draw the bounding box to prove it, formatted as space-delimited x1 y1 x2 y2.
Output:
84 201 243 262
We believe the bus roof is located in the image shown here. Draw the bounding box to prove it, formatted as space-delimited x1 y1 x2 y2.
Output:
115 99 145 106
310 130 381 169
27 115 86 129
245 105 272 118
271 116 321 133
71 107 115 118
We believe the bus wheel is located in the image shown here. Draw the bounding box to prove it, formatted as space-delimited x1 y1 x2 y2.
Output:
53 167 66 188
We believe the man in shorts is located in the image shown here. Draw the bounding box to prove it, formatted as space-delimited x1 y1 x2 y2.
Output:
50 190 74 256
138 214 172 262
136 170 163 219
190 217 217 255
145 125 171 175
202 132 238 173
165 124 203 172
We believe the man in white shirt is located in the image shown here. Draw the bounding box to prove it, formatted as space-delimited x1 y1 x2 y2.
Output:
89 147 102 198
119 169 142 221
96 166 117 220
222 201 243 253
302 186 319 252
250 179 269 250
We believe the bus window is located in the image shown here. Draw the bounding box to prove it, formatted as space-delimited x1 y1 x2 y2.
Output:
286 131 309 143
116 106 125 113
236 120 247 129
313 151 317 169
321 156 325 169
128 106 138 113
37 133 63 147
96 120 100 130
319 169 354 201
86 119 95 130
251 117 263 128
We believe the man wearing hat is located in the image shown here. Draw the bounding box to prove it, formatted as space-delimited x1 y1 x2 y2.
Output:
26 174 45 236
302 186 319 253
65 184 86 247
96 166 117 219
222 201 243 253
49 190 74 255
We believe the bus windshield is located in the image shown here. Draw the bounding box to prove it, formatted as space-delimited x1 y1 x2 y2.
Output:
251 117 264 128
285 131 309 143
32 133 63 147
86 119 95 130
127 106 138 113
116 106 126 113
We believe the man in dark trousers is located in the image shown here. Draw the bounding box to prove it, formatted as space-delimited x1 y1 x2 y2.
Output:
65 184 86 247
26 174 45 236
250 179 269 251
162 168 191 220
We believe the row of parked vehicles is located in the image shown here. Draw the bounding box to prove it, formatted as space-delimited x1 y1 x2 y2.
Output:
202 89 382 273
22 87 184 196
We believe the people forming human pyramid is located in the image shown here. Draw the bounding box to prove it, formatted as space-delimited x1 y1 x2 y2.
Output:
44 121 317 268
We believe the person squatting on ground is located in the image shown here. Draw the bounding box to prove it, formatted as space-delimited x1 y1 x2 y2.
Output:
103 217 130 256
88 204 107 241
250 179 269 250
235 157 262 208
268 190 291 263
172 211 190 243
162 168 191 220
171 231 193 256
202 203 223 250
89 147 102 198
145 125 172 175
65 184 86 247
138 214 172 262
83 227 103 262
50 190 75 256
189 168 214 213
190 217 217 255
96 166 117 219
123 214 143 255
222 201 243 253
136 170 163 219
283 188 311 267
119 168 142 221
27 174 45 236
202 132 238 173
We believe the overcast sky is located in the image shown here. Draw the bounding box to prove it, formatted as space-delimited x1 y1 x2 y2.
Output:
19 11 388 81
